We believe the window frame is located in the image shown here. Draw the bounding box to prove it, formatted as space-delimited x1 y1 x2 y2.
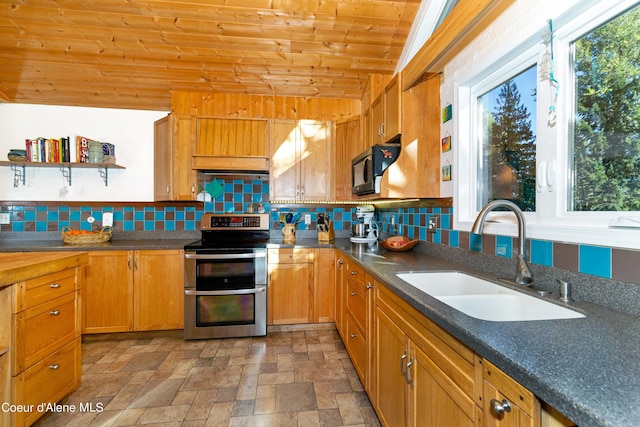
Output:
453 0 640 250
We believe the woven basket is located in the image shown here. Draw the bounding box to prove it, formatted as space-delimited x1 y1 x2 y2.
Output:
62 226 112 245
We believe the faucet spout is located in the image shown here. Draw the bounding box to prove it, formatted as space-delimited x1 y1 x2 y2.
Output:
471 200 533 286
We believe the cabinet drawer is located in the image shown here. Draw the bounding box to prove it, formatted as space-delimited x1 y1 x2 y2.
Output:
268 248 310 264
23 268 77 310
12 338 81 427
345 313 367 381
13 292 77 374
483 359 537 418
345 262 365 286
346 278 366 335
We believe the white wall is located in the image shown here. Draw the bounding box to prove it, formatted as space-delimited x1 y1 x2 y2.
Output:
0 104 168 202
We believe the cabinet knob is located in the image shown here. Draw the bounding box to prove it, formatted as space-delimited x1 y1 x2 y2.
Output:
350 271 357 275
49 310 60 316
289 254 294 258
50 283 61 289
49 364 60 370
366 283 373 289
350 333 357 339
350 291 357 296
490 399 512 416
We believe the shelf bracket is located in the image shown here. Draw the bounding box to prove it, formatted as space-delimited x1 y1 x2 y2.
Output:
98 167 109 186
59 165 72 186
11 164 25 187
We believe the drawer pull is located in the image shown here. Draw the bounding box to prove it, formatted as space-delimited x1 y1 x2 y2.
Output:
350 291 357 296
490 399 512 416
49 364 60 370
289 254 294 258
350 333 357 339
366 283 373 289
49 310 60 316
50 283 61 289
351 271 357 275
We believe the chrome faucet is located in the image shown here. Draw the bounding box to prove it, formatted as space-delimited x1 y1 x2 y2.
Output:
471 200 533 286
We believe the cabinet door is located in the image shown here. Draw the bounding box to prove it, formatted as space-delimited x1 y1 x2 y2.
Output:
383 74 401 142
333 118 360 200
335 255 346 339
172 115 198 200
83 251 133 333
371 95 384 144
298 120 332 200
411 343 478 427
374 306 408 427
154 115 197 201
154 115 173 201
133 250 184 331
314 248 335 323
270 120 299 200
268 262 312 325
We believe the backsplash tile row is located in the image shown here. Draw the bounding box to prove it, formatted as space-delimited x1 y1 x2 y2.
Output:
378 207 640 284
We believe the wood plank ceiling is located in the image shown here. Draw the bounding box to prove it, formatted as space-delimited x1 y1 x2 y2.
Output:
0 0 421 111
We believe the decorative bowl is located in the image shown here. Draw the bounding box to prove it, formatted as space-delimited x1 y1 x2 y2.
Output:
380 236 419 252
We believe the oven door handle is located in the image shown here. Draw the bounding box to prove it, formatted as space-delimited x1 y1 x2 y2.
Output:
184 288 266 296
185 252 266 260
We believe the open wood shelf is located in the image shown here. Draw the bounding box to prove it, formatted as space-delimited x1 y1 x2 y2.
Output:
0 161 125 187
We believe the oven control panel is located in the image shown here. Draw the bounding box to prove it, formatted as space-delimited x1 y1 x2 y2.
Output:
201 213 269 230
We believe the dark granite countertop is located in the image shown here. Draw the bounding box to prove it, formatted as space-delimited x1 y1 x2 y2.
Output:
333 239 639 427
0 231 200 252
1 234 637 426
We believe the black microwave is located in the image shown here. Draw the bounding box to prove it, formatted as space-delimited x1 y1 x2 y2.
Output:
352 144 401 196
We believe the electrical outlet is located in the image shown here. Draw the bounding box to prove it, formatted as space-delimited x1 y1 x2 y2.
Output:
102 212 114 227
427 215 439 233
0 213 10 224
304 214 311 225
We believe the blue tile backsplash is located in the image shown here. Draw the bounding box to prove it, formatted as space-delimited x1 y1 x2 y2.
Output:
1 191 638 284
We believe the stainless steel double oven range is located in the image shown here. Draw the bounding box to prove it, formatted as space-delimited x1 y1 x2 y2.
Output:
184 213 269 340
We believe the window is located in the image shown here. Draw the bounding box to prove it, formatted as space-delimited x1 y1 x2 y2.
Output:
455 0 640 249
478 66 537 212
571 5 640 212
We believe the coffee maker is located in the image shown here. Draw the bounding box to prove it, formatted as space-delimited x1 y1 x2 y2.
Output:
350 205 379 243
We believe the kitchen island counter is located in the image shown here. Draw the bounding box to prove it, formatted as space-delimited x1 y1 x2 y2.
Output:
0 251 88 289
335 240 640 427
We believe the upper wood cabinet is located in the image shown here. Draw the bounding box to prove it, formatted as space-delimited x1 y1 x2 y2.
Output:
194 117 269 171
154 114 198 201
333 117 360 201
380 73 441 198
371 73 402 145
270 119 332 201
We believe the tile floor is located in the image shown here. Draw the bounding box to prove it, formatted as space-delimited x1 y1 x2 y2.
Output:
35 325 381 426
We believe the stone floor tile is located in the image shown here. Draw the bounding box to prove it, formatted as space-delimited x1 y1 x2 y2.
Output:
275 382 317 412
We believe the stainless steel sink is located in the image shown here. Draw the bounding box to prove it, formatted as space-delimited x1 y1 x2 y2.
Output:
396 271 585 322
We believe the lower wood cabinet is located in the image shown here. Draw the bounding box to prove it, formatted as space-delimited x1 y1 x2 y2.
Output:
267 248 314 325
314 248 336 323
10 263 84 427
374 283 482 427
83 249 184 333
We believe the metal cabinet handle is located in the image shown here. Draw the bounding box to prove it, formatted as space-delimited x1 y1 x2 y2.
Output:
351 271 357 275
400 349 408 375
405 357 414 387
128 255 132 270
350 333 357 339
49 310 60 316
166 185 170 193
490 399 512 416
350 291 357 296
50 283 61 289
336 259 344 269
191 184 195 194
289 254 294 258
49 364 60 370
366 283 373 289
